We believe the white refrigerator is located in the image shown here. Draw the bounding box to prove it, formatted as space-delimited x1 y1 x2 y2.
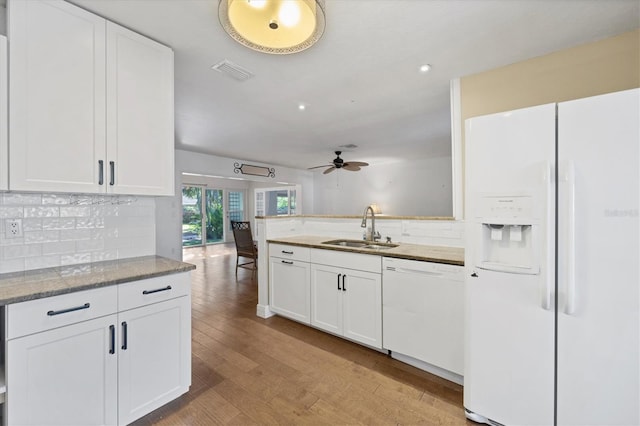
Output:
463 88 639 426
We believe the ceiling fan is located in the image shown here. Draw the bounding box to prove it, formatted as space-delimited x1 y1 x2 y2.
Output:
308 151 369 174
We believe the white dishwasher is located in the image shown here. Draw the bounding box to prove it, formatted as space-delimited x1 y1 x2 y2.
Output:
382 257 464 382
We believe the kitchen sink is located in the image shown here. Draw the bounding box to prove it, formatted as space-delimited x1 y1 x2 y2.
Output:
322 239 398 250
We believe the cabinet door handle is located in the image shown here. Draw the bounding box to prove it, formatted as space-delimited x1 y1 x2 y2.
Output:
342 274 346 291
47 302 90 316
98 160 104 185
337 273 342 290
281 260 294 265
109 161 115 186
109 324 115 355
281 250 293 254
142 285 172 295
121 321 128 350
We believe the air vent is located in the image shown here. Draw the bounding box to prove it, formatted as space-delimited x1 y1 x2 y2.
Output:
211 59 255 82
339 144 358 149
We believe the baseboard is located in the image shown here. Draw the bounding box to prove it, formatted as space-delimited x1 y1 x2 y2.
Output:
256 304 275 318
390 351 464 385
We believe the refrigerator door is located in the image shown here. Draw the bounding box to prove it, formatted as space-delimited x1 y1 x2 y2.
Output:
464 103 555 425
557 88 639 425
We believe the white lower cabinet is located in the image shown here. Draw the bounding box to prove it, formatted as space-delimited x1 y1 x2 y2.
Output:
268 245 383 349
269 257 311 323
310 250 382 349
5 272 191 426
7 314 118 425
269 244 311 324
118 296 191 425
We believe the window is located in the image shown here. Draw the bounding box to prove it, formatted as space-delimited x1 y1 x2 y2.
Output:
255 186 300 216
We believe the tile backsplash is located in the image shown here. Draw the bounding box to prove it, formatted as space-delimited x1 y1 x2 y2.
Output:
0 193 156 273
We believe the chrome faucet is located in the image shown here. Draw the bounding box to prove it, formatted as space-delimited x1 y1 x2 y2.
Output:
361 205 381 242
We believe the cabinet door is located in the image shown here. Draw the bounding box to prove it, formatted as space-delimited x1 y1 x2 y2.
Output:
9 0 106 192
0 35 7 191
106 22 175 196
118 296 191 425
7 314 118 425
342 269 382 349
310 264 342 336
269 257 311 324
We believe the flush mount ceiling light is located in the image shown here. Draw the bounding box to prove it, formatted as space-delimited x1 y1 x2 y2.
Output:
218 0 326 54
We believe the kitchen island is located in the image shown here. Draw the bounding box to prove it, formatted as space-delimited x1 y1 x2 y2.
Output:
265 234 465 384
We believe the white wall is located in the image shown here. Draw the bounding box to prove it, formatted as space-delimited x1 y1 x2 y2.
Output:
155 149 314 260
0 193 156 273
313 156 453 217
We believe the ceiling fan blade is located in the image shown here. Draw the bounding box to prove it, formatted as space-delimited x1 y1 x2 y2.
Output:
344 161 369 167
308 164 332 170
342 164 361 171
323 166 336 174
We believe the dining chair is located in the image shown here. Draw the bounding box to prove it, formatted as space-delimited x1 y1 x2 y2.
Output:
231 221 258 279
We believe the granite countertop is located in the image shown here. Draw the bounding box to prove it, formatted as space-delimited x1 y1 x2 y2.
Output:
267 236 464 266
256 215 455 220
0 255 196 305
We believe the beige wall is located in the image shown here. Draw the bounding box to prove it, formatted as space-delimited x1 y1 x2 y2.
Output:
461 29 640 120
457 29 639 216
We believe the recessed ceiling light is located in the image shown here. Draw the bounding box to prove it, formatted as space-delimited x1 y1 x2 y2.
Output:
419 64 432 73
298 103 306 111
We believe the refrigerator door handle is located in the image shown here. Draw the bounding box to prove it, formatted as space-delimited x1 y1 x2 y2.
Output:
541 160 553 310
561 161 577 315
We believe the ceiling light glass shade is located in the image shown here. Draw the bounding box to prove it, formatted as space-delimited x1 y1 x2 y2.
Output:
219 0 326 54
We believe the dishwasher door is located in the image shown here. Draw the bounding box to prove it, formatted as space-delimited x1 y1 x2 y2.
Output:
382 257 464 376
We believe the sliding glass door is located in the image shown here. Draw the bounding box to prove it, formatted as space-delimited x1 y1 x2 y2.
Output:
182 186 203 246
182 186 247 247
204 189 223 244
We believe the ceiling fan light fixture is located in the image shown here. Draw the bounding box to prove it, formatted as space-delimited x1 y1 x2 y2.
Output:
219 0 326 55
309 151 369 174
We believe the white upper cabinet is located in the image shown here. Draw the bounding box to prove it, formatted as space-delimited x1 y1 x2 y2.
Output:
106 22 174 195
8 0 175 195
0 35 7 191
9 0 106 193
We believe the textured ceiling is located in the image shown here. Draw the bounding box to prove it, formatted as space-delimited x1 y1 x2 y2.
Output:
70 0 640 169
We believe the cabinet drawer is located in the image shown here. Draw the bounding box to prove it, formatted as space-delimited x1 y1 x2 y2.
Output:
118 272 190 312
269 243 310 262
7 285 118 340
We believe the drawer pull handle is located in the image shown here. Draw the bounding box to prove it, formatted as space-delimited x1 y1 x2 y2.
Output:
109 324 115 355
109 161 115 186
47 302 90 316
121 321 128 350
98 160 104 185
282 250 294 254
142 285 172 295
281 260 294 265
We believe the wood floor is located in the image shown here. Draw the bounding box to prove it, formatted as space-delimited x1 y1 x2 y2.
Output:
132 244 473 425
